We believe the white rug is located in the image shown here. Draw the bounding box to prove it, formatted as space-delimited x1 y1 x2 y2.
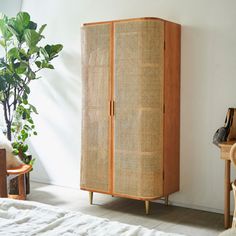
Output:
0 198 185 236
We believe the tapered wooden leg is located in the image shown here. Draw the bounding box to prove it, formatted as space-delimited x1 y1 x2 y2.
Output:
89 191 93 205
165 196 169 205
18 174 26 200
145 200 150 215
224 160 230 229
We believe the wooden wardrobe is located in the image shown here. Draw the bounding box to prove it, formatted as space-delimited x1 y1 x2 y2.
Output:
80 17 181 214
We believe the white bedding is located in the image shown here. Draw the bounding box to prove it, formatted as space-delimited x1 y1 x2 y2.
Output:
0 198 184 236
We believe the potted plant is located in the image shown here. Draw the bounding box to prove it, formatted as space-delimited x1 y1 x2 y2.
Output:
0 11 63 194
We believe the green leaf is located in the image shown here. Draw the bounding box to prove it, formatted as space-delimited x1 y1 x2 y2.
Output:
28 70 36 80
22 144 28 152
7 47 20 60
19 49 29 60
23 29 42 47
0 76 7 91
35 61 41 68
13 73 22 81
0 91 4 101
41 60 54 69
28 21 37 30
44 44 63 60
29 158 35 166
7 18 26 43
28 118 34 124
0 19 12 40
6 24 19 38
24 85 30 94
16 12 30 29
0 39 5 47
23 99 28 105
12 142 18 149
0 13 7 21
40 47 49 59
30 104 38 114
4 74 15 84
38 24 47 35
44 63 54 69
15 62 27 74
22 92 28 100
13 149 19 155
21 132 28 141
29 46 40 54
23 124 30 130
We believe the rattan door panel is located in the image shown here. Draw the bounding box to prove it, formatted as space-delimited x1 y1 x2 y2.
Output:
114 152 163 197
113 20 164 198
81 24 111 192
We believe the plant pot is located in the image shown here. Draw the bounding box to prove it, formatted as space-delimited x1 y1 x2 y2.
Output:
9 178 19 195
9 173 30 195
9 154 32 195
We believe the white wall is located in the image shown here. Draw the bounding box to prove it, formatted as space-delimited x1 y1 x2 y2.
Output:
20 0 236 213
0 0 22 16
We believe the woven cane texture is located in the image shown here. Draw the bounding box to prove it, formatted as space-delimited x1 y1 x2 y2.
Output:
113 20 164 198
81 24 111 192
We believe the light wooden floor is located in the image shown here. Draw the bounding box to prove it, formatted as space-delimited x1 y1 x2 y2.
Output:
28 181 225 236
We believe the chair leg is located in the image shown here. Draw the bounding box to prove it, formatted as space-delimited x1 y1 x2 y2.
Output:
89 191 93 205
145 200 150 215
18 174 26 200
165 195 169 205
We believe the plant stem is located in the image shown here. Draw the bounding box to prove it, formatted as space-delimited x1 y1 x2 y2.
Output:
6 122 12 141
2 101 12 140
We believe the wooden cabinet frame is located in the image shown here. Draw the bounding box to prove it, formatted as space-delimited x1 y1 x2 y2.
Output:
81 18 181 213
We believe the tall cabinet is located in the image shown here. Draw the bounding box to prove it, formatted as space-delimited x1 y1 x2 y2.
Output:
81 17 181 214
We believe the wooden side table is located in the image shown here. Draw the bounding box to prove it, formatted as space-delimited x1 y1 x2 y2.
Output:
219 141 236 229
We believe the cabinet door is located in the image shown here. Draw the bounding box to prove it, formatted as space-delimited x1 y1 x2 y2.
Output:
113 20 164 198
81 24 111 192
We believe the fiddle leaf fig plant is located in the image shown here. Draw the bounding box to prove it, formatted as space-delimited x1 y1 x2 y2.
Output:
0 11 63 163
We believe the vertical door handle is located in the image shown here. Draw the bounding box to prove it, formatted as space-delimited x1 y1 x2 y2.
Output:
113 101 115 116
109 101 112 116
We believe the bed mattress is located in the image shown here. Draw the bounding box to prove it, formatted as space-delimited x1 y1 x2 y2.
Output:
0 198 184 236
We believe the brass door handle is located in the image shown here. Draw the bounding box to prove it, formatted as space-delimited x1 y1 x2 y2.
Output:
109 101 112 116
109 101 115 116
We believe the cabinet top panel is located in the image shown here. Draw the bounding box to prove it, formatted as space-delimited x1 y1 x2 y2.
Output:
83 17 180 27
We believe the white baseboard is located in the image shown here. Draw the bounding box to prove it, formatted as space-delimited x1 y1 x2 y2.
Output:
154 199 228 215
31 178 80 189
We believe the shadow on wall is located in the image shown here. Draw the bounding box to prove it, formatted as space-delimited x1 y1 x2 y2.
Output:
27 50 82 187
28 144 50 183
35 50 82 152
39 50 82 112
